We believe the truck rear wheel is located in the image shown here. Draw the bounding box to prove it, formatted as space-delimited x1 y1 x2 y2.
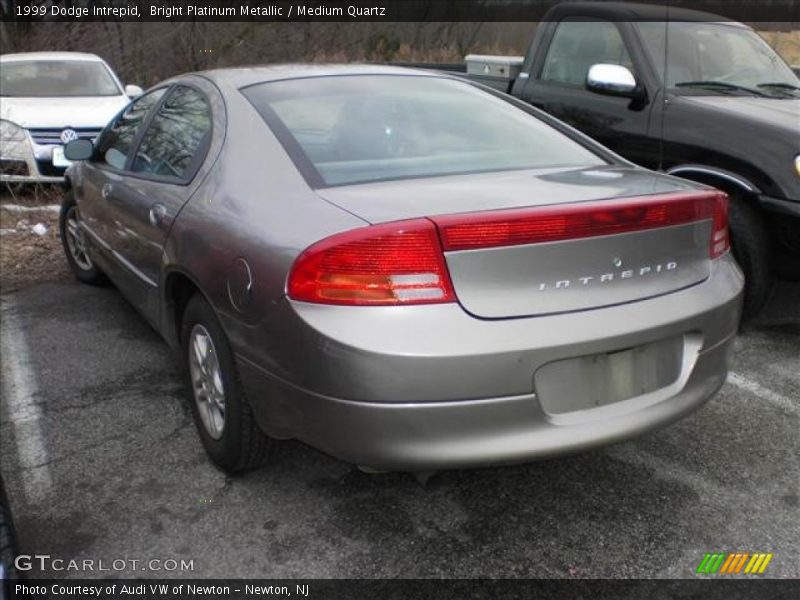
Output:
773 216 800 281
728 193 772 319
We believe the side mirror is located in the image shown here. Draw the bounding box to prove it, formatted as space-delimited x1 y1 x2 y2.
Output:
64 139 94 161
586 64 639 97
124 84 143 98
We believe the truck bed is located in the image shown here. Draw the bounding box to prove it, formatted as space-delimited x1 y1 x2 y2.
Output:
392 55 523 93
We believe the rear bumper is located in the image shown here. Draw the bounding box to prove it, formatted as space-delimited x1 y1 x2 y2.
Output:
236 254 743 470
240 333 733 470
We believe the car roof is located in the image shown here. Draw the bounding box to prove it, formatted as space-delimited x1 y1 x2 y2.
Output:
0 52 107 63
197 63 445 89
545 1 751 28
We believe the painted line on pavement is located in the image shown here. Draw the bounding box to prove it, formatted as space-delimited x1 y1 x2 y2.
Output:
0 296 53 503
727 371 798 417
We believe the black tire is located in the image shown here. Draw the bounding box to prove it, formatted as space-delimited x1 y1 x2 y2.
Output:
773 215 800 281
0 476 21 584
181 294 274 473
728 193 772 319
59 190 108 285
773 249 800 281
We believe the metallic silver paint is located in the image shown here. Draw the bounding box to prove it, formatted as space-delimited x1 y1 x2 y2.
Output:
236 255 741 469
445 222 708 318
68 65 744 470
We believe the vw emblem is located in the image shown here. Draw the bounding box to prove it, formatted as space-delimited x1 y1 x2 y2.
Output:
60 129 79 144
612 257 623 268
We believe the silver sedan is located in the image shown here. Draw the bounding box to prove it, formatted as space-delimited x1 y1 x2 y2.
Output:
60 66 743 473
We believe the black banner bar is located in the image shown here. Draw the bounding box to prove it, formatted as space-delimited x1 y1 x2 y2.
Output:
6 579 800 600
1 0 799 23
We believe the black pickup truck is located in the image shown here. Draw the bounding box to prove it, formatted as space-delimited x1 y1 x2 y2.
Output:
444 2 800 317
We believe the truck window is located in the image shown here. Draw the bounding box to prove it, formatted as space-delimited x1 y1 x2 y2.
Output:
540 20 634 86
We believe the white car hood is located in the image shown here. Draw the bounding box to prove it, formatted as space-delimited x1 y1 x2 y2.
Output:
0 95 129 129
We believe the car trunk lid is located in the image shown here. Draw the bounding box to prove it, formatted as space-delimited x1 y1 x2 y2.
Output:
316 166 727 317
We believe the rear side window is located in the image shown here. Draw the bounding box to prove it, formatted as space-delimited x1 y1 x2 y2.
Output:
95 88 166 170
242 75 605 187
131 86 211 181
541 20 634 86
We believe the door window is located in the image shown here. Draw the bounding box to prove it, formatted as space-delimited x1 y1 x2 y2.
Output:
541 20 634 86
94 89 166 169
131 86 211 181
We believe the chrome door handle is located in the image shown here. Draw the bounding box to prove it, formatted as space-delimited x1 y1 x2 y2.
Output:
149 203 167 227
101 183 113 199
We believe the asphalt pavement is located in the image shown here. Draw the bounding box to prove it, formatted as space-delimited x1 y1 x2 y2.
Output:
1 278 798 579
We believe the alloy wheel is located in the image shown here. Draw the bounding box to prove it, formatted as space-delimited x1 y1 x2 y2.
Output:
188 324 226 440
65 206 93 271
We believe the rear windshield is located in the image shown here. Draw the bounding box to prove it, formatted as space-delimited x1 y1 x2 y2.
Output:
0 60 121 97
242 75 605 187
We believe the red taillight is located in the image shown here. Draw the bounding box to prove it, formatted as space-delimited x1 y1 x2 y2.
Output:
433 191 730 259
288 218 456 306
710 192 730 259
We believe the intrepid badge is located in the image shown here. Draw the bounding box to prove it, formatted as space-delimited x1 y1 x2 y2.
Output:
536 261 678 291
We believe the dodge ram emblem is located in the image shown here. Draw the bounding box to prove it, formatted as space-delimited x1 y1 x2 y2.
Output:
60 129 79 144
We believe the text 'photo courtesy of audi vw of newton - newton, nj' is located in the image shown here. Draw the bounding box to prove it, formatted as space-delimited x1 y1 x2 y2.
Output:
0 51 142 183
57 66 743 474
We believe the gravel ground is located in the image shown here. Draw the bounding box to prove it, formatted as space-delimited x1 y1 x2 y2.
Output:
0 186 70 293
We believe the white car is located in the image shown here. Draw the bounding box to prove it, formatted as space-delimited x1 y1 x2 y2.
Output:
0 52 142 183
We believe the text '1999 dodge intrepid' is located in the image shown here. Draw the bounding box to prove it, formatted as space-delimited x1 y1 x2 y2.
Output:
60 66 744 473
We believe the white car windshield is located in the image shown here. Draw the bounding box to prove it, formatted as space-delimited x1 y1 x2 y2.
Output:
0 60 121 97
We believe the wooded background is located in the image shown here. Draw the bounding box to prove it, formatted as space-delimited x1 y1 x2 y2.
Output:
1 21 798 87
